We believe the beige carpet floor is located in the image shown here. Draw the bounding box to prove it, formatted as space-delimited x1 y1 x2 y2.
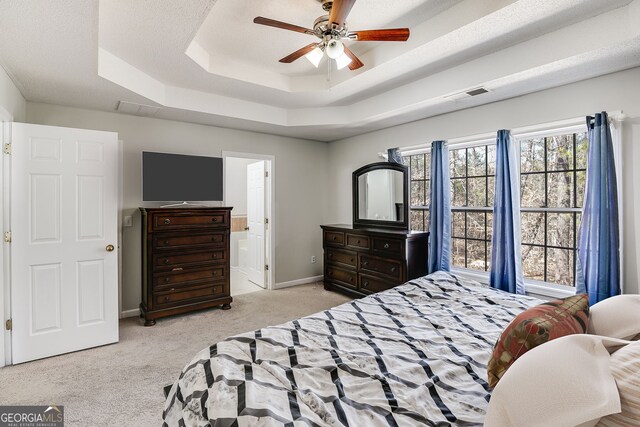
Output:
0 283 351 426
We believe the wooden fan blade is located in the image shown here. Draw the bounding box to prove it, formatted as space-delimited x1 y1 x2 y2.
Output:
279 43 319 63
253 16 314 35
329 0 356 26
343 46 364 70
350 28 410 41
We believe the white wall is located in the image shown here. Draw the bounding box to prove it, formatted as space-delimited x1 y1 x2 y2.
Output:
0 65 26 121
26 103 328 312
327 67 640 295
225 157 257 216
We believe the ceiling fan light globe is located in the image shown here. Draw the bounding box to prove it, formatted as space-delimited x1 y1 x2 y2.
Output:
335 52 352 70
326 39 344 59
305 46 324 68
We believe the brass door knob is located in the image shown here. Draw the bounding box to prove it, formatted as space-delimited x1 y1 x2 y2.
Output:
106 244 115 252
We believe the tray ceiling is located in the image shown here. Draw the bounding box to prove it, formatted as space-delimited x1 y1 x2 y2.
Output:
0 0 639 141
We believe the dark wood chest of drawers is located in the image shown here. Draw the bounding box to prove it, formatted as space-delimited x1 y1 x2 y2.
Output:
321 224 429 297
139 207 233 326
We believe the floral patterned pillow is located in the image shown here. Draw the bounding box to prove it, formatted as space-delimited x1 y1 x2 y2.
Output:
487 294 590 389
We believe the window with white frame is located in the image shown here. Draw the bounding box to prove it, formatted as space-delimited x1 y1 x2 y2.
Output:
519 131 588 287
450 144 496 271
403 129 588 288
405 153 431 232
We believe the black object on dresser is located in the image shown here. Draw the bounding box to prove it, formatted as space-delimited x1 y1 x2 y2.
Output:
321 224 429 297
139 207 233 326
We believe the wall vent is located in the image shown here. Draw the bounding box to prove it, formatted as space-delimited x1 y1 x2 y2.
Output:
116 101 162 117
466 87 489 96
444 87 490 102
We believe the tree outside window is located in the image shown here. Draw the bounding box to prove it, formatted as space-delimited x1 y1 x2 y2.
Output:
404 131 588 287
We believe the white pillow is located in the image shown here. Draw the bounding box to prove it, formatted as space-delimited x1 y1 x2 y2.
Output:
589 295 640 339
485 335 627 427
597 340 640 426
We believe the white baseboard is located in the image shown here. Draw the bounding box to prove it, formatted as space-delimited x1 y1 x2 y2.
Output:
120 308 140 319
230 266 248 274
273 275 323 290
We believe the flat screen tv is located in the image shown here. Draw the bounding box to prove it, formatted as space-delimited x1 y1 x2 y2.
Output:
142 151 223 202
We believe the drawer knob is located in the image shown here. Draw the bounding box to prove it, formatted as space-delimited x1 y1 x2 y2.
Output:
164 258 169 264
357 240 360 244
333 236 337 240
350 258 354 262
212 217 218 222
164 296 170 302
164 240 170 245
164 277 170 283
349 277 353 282
170 288 175 292
391 267 396 272
384 243 390 249
328 253 333 258
363 281 369 288
362 261 368 266
212 271 217 276
328 271 333 276
211 236 216 241
163 219 171 225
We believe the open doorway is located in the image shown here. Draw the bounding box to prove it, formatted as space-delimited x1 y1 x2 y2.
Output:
223 152 274 297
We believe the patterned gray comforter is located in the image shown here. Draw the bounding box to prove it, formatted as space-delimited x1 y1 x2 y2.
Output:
163 271 540 426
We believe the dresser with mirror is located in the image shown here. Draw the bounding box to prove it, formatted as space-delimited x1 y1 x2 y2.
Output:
321 162 429 297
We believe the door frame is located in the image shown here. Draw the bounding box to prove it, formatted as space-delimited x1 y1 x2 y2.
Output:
0 106 12 367
117 140 124 318
222 151 275 290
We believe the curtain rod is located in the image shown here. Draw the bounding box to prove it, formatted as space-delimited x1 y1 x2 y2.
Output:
387 110 624 157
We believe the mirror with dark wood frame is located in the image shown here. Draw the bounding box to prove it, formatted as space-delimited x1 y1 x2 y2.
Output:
352 162 409 230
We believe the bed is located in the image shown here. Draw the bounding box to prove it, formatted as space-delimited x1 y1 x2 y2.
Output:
163 271 541 426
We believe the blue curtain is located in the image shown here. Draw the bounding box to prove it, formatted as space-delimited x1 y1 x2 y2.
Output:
428 140 451 273
576 112 620 304
387 147 403 164
490 130 525 294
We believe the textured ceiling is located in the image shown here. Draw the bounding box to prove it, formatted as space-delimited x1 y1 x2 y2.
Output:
0 0 638 141
191 0 456 78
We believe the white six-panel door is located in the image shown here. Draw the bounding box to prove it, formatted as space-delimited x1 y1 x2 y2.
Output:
11 123 119 364
246 161 265 288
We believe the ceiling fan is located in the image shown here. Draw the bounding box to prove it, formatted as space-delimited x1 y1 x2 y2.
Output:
253 0 410 71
